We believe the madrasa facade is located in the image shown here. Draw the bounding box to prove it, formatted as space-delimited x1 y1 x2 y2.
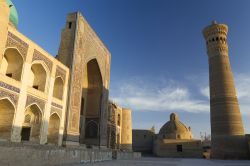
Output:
0 0 133 151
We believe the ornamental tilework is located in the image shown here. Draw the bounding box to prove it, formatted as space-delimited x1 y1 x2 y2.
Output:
0 89 18 107
55 66 66 82
0 81 20 93
5 32 29 60
33 49 53 72
25 95 45 112
50 107 62 119
51 102 63 109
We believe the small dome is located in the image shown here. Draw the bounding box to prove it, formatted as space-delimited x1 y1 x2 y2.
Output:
6 0 18 27
159 113 192 139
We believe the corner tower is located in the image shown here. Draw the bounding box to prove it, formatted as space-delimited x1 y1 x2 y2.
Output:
121 108 132 151
203 21 249 159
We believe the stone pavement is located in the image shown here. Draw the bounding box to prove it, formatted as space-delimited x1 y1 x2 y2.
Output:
60 157 250 166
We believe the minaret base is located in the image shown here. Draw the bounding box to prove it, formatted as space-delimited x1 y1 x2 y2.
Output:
211 135 249 159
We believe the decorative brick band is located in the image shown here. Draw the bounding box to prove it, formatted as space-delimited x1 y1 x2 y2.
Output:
55 66 66 82
210 97 238 105
0 89 19 107
50 107 62 118
33 49 53 72
52 102 63 109
0 81 20 93
26 95 45 112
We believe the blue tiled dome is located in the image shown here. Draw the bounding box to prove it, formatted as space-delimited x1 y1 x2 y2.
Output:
6 0 18 27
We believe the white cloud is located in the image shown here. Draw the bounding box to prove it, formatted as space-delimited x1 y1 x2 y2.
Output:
110 73 250 115
110 78 209 113
235 73 250 115
200 86 209 99
198 73 250 115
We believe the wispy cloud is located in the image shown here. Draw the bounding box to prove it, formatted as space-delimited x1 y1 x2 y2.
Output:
110 73 250 115
200 86 209 99
235 73 250 115
110 77 209 113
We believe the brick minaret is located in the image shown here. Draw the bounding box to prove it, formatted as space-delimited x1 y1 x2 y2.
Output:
203 21 249 159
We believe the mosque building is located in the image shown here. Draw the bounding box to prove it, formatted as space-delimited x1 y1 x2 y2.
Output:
133 113 203 158
0 0 133 152
1 0 250 164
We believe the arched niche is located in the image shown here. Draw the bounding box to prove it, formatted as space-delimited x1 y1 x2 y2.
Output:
1 48 24 81
21 104 42 143
0 98 15 141
29 62 48 92
79 59 103 145
47 113 60 145
85 120 98 138
53 77 64 100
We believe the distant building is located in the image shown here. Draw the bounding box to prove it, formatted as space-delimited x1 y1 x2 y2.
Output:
107 101 133 151
132 129 155 154
133 113 203 158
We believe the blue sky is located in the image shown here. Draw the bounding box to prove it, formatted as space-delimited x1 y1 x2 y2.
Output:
14 0 250 138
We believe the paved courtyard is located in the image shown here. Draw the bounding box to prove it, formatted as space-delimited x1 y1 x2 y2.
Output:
62 157 250 166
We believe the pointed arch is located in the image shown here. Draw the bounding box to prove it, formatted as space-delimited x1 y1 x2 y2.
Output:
25 102 43 114
1 47 24 81
0 96 17 110
29 61 49 92
53 76 64 100
47 113 60 145
85 120 98 139
85 58 104 85
79 58 103 145
21 104 42 142
85 59 103 117
0 98 16 140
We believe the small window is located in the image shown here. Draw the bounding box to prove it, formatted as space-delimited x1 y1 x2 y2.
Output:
33 85 39 90
6 73 12 78
117 114 121 126
80 98 85 116
68 22 72 29
177 145 182 152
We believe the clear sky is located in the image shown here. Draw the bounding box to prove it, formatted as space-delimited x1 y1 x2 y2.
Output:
14 0 250 138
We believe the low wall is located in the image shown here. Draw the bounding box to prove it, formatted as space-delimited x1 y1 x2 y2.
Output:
113 150 141 160
0 142 112 166
153 139 203 158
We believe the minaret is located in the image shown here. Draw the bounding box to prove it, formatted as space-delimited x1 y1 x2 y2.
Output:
203 21 249 159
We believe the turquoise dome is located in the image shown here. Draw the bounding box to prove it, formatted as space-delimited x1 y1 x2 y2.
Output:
6 0 18 27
